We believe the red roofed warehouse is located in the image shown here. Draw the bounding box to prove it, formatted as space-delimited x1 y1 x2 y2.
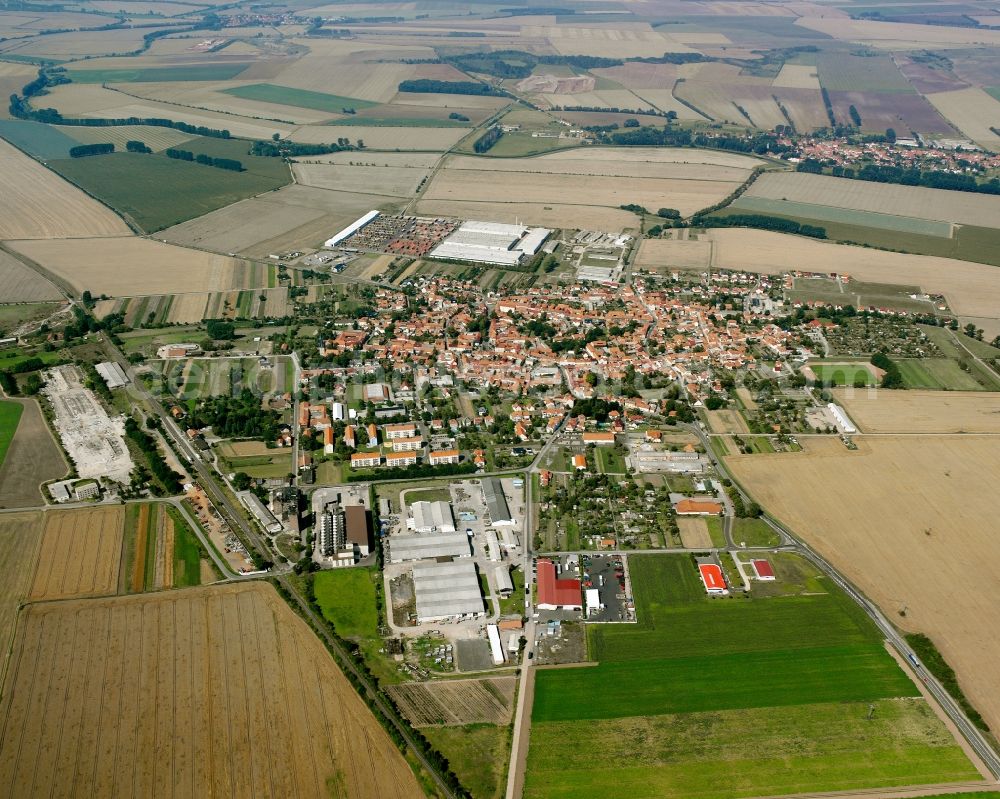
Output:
752 559 775 581
536 558 582 611
674 499 723 516
698 561 728 595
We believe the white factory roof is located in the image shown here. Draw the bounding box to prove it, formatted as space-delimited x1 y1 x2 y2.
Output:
413 561 485 621
324 210 379 248
388 531 470 562
411 500 456 533
487 623 505 664
429 220 550 267
95 361 129 389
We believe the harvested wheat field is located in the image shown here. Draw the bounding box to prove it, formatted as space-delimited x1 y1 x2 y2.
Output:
6 237 251 296
0 398 68 508
29 506 124 601
413 199 638 231
387 677 517 727
707 229 1000 323
705 408 750 434
635 239 712 270
422 170 739 218
746 172 1000 228
54 124 197 153
0 582 423 799
0 512 44 660
677 517 712 549
727 435 1000 733
0 250 61 301
0 139 131 240
832 389 1000 433
925 88 1000 150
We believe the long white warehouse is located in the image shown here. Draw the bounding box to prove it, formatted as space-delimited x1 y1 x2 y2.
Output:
324 210 379 248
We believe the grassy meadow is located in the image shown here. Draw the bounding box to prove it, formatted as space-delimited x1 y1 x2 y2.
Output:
222 83 377 112
525 553 978 799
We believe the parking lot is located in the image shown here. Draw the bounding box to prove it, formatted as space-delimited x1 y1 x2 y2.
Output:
581 554 635 623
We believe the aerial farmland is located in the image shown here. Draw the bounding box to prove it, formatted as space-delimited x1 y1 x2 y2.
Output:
0 0 999 796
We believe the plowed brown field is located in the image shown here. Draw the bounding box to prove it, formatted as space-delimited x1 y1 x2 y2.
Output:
28 506 124 601
0 583 424 799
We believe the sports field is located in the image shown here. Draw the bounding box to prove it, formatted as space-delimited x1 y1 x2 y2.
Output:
809 362 876 387
525 553 978 798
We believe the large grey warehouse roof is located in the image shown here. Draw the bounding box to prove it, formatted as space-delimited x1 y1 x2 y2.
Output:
482 478 513 525
413 560 485 621
387 531 471 563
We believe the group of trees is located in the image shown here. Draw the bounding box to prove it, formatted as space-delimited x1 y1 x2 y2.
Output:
398 79 506 96
188 390 283 440
165 148 243 171
124 417 184 495
694 212 827 239
473 125 503 153
69 142 114 158
871 351 904 388
126 139 151 153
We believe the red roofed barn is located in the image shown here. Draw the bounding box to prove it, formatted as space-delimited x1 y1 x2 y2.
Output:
536 558 582 611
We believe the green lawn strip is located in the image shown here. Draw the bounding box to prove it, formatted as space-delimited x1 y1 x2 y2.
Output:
731 517 779 547
0 349 64 372
167 505 206 587
404 487 452 504
896 358 982 391
532 644 916 721
313 567 380 639
0 401 23 469
221 83 377 112
704 516 726 547
422 723 510 799
526 702 977 799
68 64 250 83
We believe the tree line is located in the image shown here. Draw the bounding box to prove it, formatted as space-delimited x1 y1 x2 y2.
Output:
473 125 503 153
797 158 1000 196
398 79 507 96
165 148 243 171
694 212 827 239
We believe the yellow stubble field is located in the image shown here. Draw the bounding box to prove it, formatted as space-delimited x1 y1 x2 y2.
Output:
833 389 1000 434
0 139 131 240
28 506 124 601
0 582 424 799
727 434 1000 733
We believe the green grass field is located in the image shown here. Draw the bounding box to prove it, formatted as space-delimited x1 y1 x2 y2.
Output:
423 724 510 799
731 517 780 547
49 137 290 232
810 362 876 387
731 196 952 237
222 83 377 112
68 64 250 83
313 567 381 639
594 446 627 474
528 699 976 799
525 554 977 799
0 119 80 159
0 401 23 470
168 506 207 587
896 358 984 391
